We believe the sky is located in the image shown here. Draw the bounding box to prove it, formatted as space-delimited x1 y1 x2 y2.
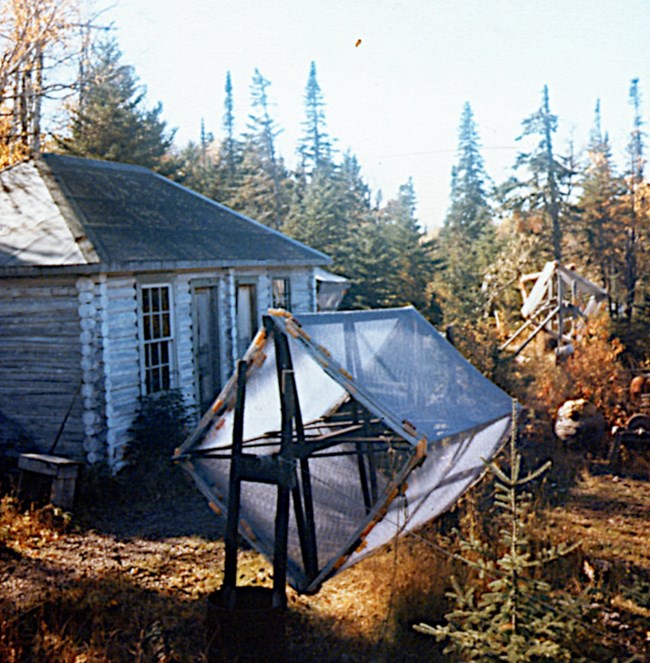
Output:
105 0 650 231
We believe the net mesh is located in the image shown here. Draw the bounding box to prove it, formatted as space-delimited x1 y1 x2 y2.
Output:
179 307 513 592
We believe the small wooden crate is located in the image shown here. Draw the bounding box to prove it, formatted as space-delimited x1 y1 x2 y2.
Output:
17 453 80 510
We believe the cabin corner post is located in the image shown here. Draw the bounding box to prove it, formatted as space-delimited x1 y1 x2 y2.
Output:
77 275 105 464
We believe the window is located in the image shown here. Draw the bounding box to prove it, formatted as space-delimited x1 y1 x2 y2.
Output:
272 277 291 311
140 284 174 394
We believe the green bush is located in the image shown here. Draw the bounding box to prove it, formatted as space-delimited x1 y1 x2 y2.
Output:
126 389 194 466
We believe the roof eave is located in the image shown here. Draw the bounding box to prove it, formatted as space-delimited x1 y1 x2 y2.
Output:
0 256 331 279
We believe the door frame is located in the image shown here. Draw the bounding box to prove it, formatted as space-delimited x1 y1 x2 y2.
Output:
191 278 224 415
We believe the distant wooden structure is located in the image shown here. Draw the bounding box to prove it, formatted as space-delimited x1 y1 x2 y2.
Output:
500 261 608 359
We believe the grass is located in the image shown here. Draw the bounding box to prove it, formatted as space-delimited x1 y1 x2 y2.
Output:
0 440 649 662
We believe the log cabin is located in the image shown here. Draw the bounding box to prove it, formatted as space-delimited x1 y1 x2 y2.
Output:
0 153 330 468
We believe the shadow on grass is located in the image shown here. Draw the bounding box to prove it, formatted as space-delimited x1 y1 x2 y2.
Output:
1 550 451 663
1 558 207 661
73 460 226 541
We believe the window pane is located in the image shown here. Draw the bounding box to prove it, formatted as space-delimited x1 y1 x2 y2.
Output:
161 365 170 390
142 288 150 313
143 313 151 341
162 312 170 337
161 287 169 311
152 287 160 310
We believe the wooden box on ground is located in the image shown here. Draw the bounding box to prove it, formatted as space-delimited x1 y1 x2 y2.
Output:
205 587 287 662
17 453 80 510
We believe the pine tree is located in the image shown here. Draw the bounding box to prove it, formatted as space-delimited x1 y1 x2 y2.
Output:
437 102 496 323
297 61 334 173
512 85 571 261
234 68 288 228
621 78 646 321
443 102 493 243
283 159 352 263
414 403 584 661
220 71 241 183
577 100 626 311
380 179 441 319
59 38 174 172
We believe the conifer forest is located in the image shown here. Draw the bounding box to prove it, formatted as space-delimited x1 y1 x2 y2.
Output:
1 2 649 661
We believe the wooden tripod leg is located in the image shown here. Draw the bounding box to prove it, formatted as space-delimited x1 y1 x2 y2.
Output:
223 360 247 609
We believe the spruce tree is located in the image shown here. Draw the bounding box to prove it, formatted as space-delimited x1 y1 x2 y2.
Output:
577 100 626 310
438 102 496 323
283 151 394 310
208 71 245 207
172 139 218 198
621 78 646 321
220 71 242 185
512 85 571 261
234 69 288 228
380 179 442 319
443 102 493 243
298 61 334 173
283 159 352 265
59 38 174 172
414 403 584 661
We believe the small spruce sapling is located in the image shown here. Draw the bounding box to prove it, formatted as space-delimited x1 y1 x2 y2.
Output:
414 400 584 661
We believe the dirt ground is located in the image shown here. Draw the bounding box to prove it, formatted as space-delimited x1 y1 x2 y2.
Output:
1 454 649 661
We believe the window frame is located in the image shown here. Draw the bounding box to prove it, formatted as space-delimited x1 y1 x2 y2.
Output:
137 281 177 396
271 276 292 312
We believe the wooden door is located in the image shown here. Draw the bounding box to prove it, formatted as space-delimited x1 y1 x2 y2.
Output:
193 285 221 413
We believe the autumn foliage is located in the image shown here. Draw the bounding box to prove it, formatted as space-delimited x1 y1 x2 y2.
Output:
528 315 628 429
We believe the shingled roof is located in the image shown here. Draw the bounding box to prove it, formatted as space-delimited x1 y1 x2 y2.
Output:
0 153 329 272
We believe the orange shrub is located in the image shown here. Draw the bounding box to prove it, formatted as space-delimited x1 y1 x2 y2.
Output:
529 315 628 428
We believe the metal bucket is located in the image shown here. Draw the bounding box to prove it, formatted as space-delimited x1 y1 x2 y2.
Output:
205 587 287 662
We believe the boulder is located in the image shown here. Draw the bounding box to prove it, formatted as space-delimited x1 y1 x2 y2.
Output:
554 398 606 451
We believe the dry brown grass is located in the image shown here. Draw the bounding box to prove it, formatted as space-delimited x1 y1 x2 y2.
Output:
1 446 649 662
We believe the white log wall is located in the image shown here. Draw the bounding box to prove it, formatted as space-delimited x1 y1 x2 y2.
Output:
0 266 317 467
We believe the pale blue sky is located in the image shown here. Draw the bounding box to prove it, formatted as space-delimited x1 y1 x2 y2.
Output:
107 0 650 230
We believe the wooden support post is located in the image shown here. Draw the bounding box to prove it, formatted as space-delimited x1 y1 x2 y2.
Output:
271 324 319 601
352 402 372 513
290 359 319 581
556 273 564 356
222 359 247 609
365 409 379 504
273 466 291 610
512 306 560 358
